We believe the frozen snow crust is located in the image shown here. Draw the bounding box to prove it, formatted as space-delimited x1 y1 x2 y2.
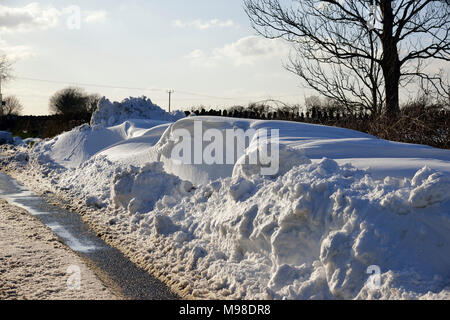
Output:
2 102 450 300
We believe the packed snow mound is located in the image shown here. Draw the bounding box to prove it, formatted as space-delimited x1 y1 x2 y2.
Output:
32 120 171 168
0 131 13 145
233 143 312 179
111 162 194 215
151 117 450 184
129 158 450 299
153 117 318 184
153 117 254 184
95 122 171 166
91 96 184 127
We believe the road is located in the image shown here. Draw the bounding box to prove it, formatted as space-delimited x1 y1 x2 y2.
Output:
0 169 179 300
0 198 117 299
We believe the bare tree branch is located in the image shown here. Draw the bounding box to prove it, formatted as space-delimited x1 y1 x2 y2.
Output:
245 0 450 116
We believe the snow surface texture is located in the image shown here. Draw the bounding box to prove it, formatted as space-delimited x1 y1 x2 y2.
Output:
33 119 172 168
2 104 450 300
151 116 450 184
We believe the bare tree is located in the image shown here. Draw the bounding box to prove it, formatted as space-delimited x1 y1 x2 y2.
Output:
0 55 12 84
0 55 13 116
1 96 24 116
290 23 385 115
414 63 450 105
49 87 100 115
245 0 450 116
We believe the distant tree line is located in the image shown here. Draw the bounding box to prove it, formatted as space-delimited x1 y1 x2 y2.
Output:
186 106 375 122
186 99 377 122
0 86 101 139
0 114 91 139
186 97 450 149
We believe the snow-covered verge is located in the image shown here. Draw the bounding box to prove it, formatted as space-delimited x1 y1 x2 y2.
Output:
0 131 40 147
1 101 449 300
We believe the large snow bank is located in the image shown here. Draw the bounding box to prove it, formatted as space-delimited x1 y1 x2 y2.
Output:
91 96 184 127
0 131 13 145
106 157 449 299
3 113 450 299
150 117 450 184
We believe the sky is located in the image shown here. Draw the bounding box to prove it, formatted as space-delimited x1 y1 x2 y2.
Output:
0 1 448 116
0 0 306 115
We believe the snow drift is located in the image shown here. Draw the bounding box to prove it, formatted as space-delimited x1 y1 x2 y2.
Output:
91 96 184 127
105 157 449 299
2 98 450 300
33 120 172 168
32 96 182 168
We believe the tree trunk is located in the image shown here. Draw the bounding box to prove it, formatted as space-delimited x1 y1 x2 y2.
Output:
380 0 400 116
382 60 400 116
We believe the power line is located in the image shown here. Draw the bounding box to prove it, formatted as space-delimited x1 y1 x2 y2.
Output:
176 89 241 100
175 90 303 100
15 76 304 102
16 76 164 92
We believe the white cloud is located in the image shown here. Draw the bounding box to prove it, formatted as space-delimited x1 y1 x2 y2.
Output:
186 36 290 67
84 10 107 24
186 49 205 60
0 37 35 61
0 4 108 60
0 3 62 33
172 18 235 30
0 4 108 32
1 44 35 60
0 3 62 61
